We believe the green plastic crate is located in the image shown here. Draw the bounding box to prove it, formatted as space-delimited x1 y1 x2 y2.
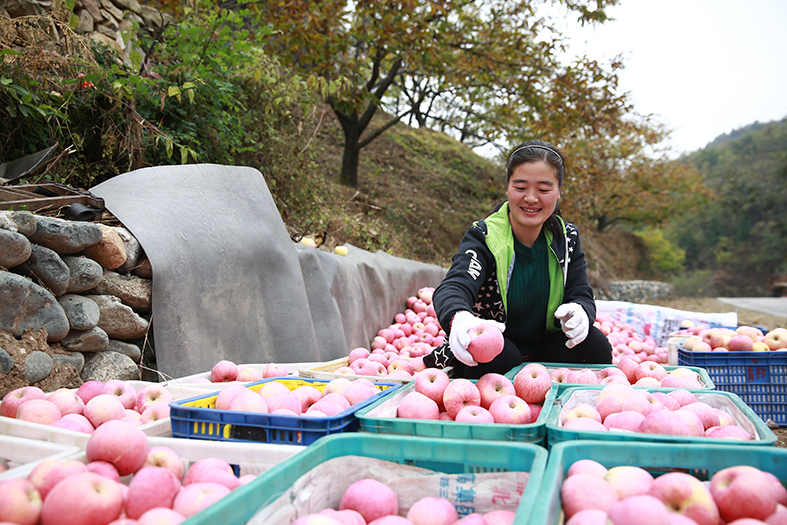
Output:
678 347 787 426
504 361 715 394
183 433 548 525
531 440 787 525
169 377 401 445
355 381 557 444
546 386 777 448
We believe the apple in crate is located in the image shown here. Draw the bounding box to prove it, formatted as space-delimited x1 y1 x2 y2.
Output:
414 368 450 405
606 495 672 525
560 473 618 519
488 394 531 424
47 388 85 416
27 459 87 499
86 419 148 476
86 460 120 482
76 380 106 404
764 328 787 350
138 507 187 525
125 466 182 519
711 466 779 522
407 496 458 525
16 399 62 425
210 360 239 382
102 380 137 409
173 482 231 518
397 391 439 420
144 446 184 481
466 324 504 363
514 365 552 404
476 373 515 409
0 477 43 525
340 478 399 524
1 386 46 418
442 379 481 419
649 472 719 525
40 472 124 525
136 384 174 413
455 405 494 424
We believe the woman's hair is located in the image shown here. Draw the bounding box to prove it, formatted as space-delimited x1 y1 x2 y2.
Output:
505 139 565 237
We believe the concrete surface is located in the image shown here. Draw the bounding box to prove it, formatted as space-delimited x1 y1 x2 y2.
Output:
716 297 787 318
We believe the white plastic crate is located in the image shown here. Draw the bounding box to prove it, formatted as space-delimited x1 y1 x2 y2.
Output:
0 435 81 481
172 362 324 387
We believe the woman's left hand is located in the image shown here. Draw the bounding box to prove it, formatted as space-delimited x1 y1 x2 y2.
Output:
554 303 589 348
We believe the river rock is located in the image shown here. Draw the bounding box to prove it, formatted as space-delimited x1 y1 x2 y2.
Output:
81 351 138 382
132 255 152 279
60 326 110 353
63 255 104 293
0 272 70 342
58 294 101 330
0 347 13 374
28 216 103 255
103 339 141 363
17 244 70 296
10 211 38 237
85 294 149 339
114 226 142 273
82 224 127 270
25 351 54 383
91 271 151 312
53 351 85 373
0 229 31 268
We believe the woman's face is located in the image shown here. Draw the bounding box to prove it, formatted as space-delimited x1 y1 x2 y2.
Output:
506 160 561 241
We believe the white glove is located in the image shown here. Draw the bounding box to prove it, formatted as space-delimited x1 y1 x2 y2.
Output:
554 303 590 348
449 311 506 367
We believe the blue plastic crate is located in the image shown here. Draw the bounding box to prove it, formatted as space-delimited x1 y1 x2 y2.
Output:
546 386 777 448
355 381 556 444
504 361 715 395
181 433 548 525
169 377 402 445
678 347 787 426
531 440 787 525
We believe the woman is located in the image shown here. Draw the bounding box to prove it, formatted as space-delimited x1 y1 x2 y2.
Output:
423 139 612 378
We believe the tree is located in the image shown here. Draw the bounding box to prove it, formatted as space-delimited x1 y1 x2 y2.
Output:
260 0 619 187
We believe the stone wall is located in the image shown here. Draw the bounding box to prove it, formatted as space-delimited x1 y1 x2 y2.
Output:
0 210 153 389
595 280 676 303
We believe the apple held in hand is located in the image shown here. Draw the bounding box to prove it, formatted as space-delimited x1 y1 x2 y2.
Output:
466 323 505 363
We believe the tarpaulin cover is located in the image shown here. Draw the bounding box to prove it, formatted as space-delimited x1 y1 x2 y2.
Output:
91 164 446 378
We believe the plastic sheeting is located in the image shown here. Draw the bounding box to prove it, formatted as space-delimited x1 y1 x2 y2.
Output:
90 164 446 378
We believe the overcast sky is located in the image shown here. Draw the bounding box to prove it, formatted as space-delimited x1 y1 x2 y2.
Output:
556 0 787 156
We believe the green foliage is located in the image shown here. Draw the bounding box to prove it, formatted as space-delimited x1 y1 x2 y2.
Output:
670 269 718 298
634 228 685 277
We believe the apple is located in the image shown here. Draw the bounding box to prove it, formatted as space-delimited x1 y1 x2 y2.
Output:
681 402 720 430
514 366 552 404
264 392 302 414
603 410 645 432
621 392 663 417
753 341 771 351
682 336 703 351
368 354 390 369
55 413 95 433
137 507 187 525
257 381 292 399
635 361 667 382
342 383 378 405
1 386 46 418
405 497 458 525
638 409 692 436
563 417 608 432
453 514 493 524
476 373 516 409
237 367 263 382
668 389 699 407
101 380 137 409
387 359 415 376
765 328 787 350
659 375 703 389
648 471 719 525
465 323 505 363
615 357 640 383
651 392 680 411
76 380 106 404
348 348 371 365
172 482 231 518
210 360 239 382
183 458 234 486
714 408 737 427
27 459 87 499
560 473 618 519
565 369 599 385
340 478 398 523
482 509 516 525
125 466 182 519
136 385 174 413
563 508 608 524
324 378 353 396
397 391 439 420
711 466 778 522
40 472 124 525
322 392 351 411
0 478 43 525
442 379 481 419
455 405 495 423
705 425 752 440
182 466 241 491
86 419 148 476
16 399 62 425
603 466 654 499
567 459 608 479
142 445 183 481
562 404 602 425
674 408 706 437
690 341 713 353
292 385 323 412
318 509 365 525
728 334 755 352
606 494 671 525
550 367 572 383
596 395 626 421
46 388 85 416
140 400 171 423
367 516 412 524
414 368 451 405
86 460 121 482
309 400 344 416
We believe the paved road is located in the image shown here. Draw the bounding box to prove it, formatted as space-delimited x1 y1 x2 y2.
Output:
717 297 787 318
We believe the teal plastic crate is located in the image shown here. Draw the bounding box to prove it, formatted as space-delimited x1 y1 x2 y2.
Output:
169 377 402 445
354 381 557 444
182 433 548 525
678 346 787 426
531 440 787 525
546 386 777 448
504 361 715 394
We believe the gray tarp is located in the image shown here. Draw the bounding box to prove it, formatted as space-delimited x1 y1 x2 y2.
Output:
90 164 447 378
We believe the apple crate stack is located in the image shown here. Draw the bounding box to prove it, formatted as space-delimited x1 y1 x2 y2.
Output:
529 440 787 525
677 325 787 426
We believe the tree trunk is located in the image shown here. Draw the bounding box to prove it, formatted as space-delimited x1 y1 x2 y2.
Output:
340 134 361 187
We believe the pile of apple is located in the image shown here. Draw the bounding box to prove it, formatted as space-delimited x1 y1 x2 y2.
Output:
559 382 754 440
561 458 786 524
194 360 289 383
205 377 386 417
0 380 174 434
0 420 253 525
595 315 670 365
291 477 516 525
679 324 787 352
550 355 706 389
393 364 551 425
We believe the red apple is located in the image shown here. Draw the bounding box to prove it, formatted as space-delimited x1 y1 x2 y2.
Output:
442 379 481 420
488 395 531 424
172 482 231 518
16 399 61 425
681 402 720 430
340 478 398 524
705 425 752 440
236 367 263 382
455 405 495 424
27 459 87 499
210 360 239 382
514 366 552 404
476 373 516 409
86 460 120 482
46 388 85 416
560 473 618 519
649 471 719 525
606 494 670 525
125 466 181 519
140 400 171 424
1 386 46 418
137 507 187 525
567 459 608 479
136 385 174 413
264 392 302 414
102 380 137 409
40 472 124 525
215 383 251 410
0 478 43 525
397 391 439 420
406 496 458 525
86 419 148 476
183 458 233 486
414 368 451 405
466 323 505 363
143 446 184 482
711 466 777 522
76 381 106 404
603 410 645 432
638 409 692 436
